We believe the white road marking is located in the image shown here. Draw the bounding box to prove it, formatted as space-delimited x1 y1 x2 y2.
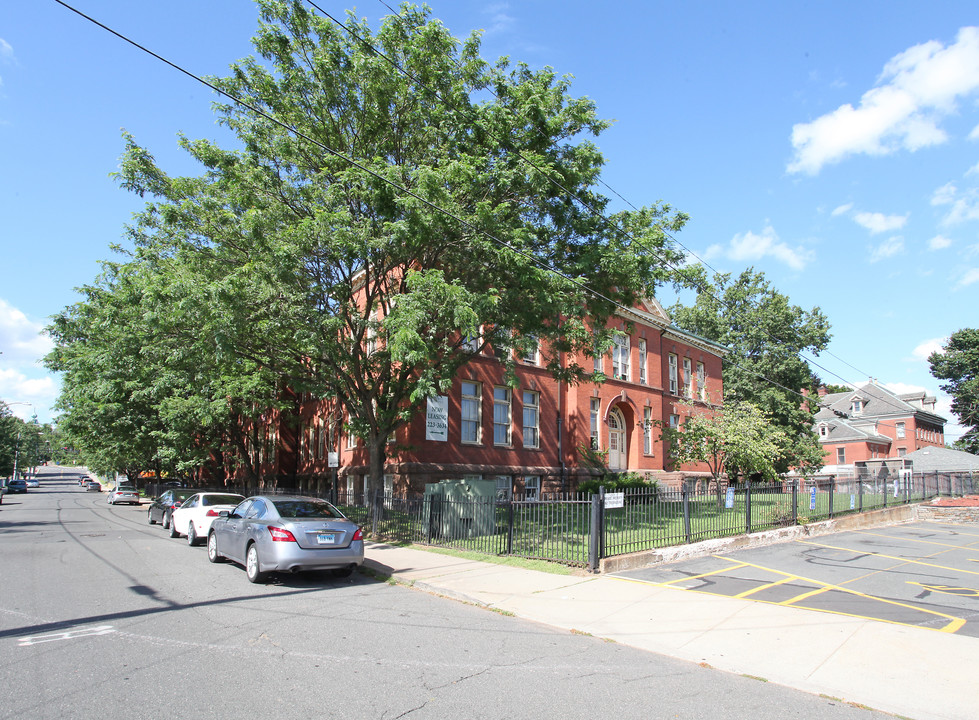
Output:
18 625 116 646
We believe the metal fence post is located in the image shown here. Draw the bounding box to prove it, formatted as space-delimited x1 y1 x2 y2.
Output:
506 495 514 556
829 476 835 519
745 481 752 535
682 484 692 544
588 492 602 572
792 479 798 525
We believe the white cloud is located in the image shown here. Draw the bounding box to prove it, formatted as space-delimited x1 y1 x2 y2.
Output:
0 298 53 366
831 202 854 216
954 266 979 288
868 236 905 262
788 26 979 175
481 3 515 35
931 182 979 224
970 124 979 140
928 234 953 250
966 161 979 175
853 211 909 234
0 38 12 62
0 368 58 422
708 224 814 271
909 338 946 362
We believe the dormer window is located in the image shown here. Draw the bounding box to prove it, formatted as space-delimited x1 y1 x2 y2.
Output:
818 423 829 437
851 398 864 415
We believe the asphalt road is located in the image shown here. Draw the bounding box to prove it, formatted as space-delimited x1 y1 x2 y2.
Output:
1 467 894 720
615 522 979 637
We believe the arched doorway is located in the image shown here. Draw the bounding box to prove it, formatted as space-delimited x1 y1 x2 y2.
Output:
607 407 627 470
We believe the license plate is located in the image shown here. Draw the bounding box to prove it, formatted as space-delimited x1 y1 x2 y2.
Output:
316 533 336 545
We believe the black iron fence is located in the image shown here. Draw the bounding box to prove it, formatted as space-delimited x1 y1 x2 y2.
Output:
330 471 977 571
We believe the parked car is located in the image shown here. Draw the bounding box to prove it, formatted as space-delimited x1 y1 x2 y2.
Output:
0 482 5 504
7 478 28 494
107 486 141 506
26 478 40 488
85 480 102 492
147 489 194 528
169 492 245 545
207 496 364 583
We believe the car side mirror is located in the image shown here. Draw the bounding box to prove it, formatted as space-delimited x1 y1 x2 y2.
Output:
219 510 231 518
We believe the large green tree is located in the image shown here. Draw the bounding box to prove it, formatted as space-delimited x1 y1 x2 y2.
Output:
669 267 829 475
929 328 979 453
113 1 688 493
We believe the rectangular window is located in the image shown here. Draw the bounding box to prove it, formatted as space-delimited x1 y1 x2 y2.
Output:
697 362 706 401
682 358 692 398
462 328 481 352
898 447 906 457
461 382 481 444
638 339 647 384
593 344 603 374
669 414 680 429
524 475 540 501
668 354 678 394
643 407 653 455
494 475 511 499
837 447 846 464
522 336 539 365
522 390 540 448
493 387 511 446
896 422 905 439
612 333 630 381
590 398 601 449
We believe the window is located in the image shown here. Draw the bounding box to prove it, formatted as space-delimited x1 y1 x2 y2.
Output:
612 333 630 381
524 475 540 501
494 475 511 499
852 399 863 415
669 414 680 429
522 390 540 448
462 326 482 352
682 358 692 398
590 398 601 450
898 447 906 457
492 328 512 360
638 339 647 384
493 387 511 445
365 322 377 357
818 423 828 437
522 336 539 365
317 421 327 458
697 362 706 401
347 429 357 449
643 407 653 455
461 382 481 444
837 447 846 464
668 354 678 394
593 345 603 374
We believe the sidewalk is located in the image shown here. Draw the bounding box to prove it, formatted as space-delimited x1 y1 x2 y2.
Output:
364 542 975 720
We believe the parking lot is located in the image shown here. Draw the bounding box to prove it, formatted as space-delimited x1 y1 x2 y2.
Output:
616 521 979 637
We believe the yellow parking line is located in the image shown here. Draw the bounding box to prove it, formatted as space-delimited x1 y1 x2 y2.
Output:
713 555 965 633
853 530 979 553
655 561 750 587
795 540 979 576
734 575 796 599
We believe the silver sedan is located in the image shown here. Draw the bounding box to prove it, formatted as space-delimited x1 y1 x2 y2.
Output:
207 496 364 583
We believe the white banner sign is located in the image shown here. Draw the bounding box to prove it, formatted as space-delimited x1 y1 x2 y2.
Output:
426 396 449 441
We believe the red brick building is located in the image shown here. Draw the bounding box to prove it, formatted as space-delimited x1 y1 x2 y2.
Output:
812 381 946 470
294 298 726 497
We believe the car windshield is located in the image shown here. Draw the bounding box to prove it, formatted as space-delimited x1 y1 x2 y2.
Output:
272 500 343 519
202 494 244 506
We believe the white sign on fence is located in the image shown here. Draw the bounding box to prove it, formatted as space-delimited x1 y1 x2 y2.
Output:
725 487 735 509
605 492 625 509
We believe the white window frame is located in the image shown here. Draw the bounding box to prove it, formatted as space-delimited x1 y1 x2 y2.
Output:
612 333 630 381
593 344 603 374
493 387 511 446
638 339 647 385
524 475 540 501
696 362 706 401
837 447 846 464
461 381 482 444
522 390 540 449
896 421 905 439
682 357 692 398
522 335 539 365
494 475 511 499
462 328 481 353
668 354 678 395
590 398 601 450
643 407 653 455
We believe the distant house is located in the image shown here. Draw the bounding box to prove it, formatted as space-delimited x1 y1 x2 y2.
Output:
902 446 979 474
812 381 946 472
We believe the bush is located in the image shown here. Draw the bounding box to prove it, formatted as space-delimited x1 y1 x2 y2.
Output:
578 472 659 496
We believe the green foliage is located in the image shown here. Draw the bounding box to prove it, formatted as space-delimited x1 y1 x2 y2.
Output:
929 328 979 453
93 1 687 491
577 473 658 495
669 267 830 474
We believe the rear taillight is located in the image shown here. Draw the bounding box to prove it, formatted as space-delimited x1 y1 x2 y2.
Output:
268 526 296 542
205 509 220 517
352 527 363 541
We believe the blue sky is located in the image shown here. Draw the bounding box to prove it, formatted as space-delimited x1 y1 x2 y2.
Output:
2 1 977 443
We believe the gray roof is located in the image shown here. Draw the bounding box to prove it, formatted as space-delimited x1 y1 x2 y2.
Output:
904 446 979 473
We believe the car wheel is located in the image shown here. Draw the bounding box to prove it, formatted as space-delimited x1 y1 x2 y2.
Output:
207 532 225 563
162 512 170 529
331 566 354 579
246 544 266 583
187 524 198 546
148 509 156 525
168 517 180 538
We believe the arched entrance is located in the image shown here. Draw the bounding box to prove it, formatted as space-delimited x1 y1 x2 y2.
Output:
607 407 627 470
